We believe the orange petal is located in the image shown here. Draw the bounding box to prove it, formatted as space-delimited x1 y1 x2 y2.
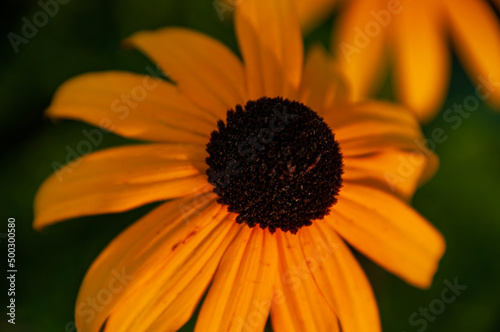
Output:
48 71 215 144
299 223 381 332
324 101 429 156
125 28 247 118
343 150 438 201
271 230 341 332
105 214 242 332
392 0 450 123
195 227 278 332
329 183 446 288
327 100 417 129
293 0 339 32
74 194 237 332
443 0 500 107
333 0 386 101
34 144 210 229
299 44 351 115
235 0 303 100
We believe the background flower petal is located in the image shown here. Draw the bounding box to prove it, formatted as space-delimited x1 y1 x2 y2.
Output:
293 0 339 32
332 0 386 101
34 144 210 228
392 0 450 122
443 0 500 107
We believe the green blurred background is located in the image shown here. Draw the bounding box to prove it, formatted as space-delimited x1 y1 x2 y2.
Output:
1 0 500 331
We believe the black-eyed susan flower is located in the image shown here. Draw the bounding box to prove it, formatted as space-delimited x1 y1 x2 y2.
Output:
34 0 445 331
295 0 500 122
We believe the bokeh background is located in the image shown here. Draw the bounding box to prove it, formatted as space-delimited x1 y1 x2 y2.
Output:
1 0 500 331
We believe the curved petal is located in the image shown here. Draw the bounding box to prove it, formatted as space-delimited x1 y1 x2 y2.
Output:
235 0 303 100
74 194 236 332
343 149 438 201
443 0 500 107
324 101 429 156
299 223 381 332
271 230 340 332
125 28 247 119
195 227 278 332
34 144 211 229
48 71 215 144
329 183 446 288
392 0 450 123
333 0 386 101
299 45 351 116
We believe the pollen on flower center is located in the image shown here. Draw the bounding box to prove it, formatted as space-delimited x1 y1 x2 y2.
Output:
205 97 343 234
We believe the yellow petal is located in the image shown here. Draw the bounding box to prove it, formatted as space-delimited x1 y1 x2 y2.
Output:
443 0 500 107
333 0 386 101
324 101 429 156
392 0 450 123
74 194 235 332
271 230 341 332
343 149 438 201
299 224 381 332
235 0 303 99
48 71 215 144
125 27 247 118
195 227 278 332
34 144 210 229
299 44 351 115
330 183 446 288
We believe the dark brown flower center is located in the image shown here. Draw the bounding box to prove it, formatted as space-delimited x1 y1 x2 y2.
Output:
206 97 343 234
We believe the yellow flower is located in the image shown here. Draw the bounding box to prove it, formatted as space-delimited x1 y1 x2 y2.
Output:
296 0 500 122
34 0 445 331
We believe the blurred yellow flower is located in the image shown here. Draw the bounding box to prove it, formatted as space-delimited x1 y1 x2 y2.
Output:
34 0 445 331
296 0 500 122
